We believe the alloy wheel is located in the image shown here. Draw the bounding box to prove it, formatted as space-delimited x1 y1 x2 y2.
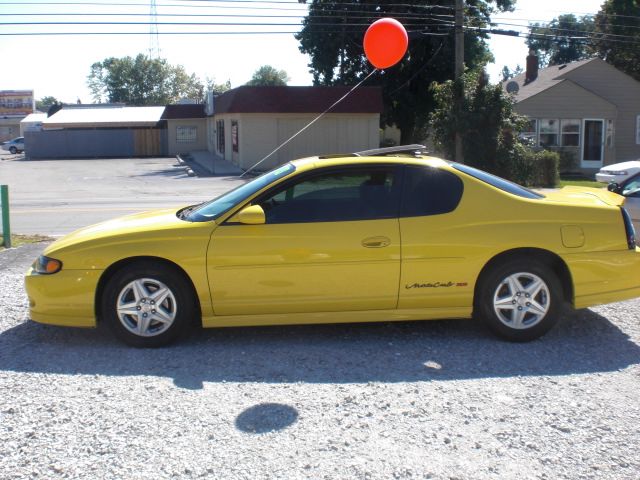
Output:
116 278 177 337
492 272 551 330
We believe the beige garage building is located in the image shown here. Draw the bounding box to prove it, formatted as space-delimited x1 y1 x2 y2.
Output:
207 86 383 171
162 104 207 155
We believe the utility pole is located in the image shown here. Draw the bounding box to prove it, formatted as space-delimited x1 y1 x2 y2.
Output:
454 0 464 163
149 0 160 59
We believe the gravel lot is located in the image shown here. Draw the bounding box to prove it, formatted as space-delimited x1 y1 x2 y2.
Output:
1 243 640 479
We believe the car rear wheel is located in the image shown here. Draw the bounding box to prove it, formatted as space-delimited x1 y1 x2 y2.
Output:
476 260 562 342
9 146 17 154
102 261 196 347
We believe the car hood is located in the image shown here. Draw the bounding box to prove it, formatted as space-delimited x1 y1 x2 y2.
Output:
542 187 625 207
599 160 640 172
44 207 201 255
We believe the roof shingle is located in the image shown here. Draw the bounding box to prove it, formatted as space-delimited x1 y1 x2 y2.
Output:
503 57 596 102
214 86 383 115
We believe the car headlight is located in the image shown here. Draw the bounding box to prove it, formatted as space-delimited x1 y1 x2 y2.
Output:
33 255 63 274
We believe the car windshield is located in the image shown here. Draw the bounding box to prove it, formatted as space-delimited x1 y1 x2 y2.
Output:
451 163 544 199
184 163 296 222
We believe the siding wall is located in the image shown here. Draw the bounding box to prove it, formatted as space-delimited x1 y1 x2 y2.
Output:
0 119 21 142
166 119 207 155
212 113 380 170
515 80 618 167
561 59 640 161
25 128 168 159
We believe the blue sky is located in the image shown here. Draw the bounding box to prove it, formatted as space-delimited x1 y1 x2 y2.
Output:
0 0 605 103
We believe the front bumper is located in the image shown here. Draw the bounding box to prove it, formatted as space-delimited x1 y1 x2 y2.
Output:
595 173 626 184
25 267 102 327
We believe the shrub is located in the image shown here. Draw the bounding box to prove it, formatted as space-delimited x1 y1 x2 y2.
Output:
495 145 559 187
557 149 578 173
535 150 560 187
499 143 538 186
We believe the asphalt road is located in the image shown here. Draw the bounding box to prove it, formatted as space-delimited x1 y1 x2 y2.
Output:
0 153 244 236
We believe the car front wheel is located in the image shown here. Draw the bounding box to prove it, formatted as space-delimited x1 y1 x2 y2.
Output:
102 262 196 347
476 261 563 342
9 146 17 154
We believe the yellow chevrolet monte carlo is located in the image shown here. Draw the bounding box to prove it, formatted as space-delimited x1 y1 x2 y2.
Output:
25 145 640 347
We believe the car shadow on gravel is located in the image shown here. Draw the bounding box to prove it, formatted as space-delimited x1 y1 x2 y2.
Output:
1 307 639 389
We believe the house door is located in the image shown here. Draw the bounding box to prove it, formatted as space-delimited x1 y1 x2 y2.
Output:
581 119 604 168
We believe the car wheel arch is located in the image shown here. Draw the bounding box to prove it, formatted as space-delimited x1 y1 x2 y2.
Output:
473 248 574 309
94 256 202 325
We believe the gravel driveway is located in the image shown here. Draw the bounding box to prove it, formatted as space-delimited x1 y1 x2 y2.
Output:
1 243 639 479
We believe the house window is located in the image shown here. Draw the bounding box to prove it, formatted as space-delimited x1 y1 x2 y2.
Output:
176 126 197 144
217 120 225 154
520 119 537 145
231 120 239 153
208 121 215 149
539 119 559 147
560 119 580 147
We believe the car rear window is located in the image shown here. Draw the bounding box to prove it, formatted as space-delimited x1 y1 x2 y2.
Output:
452 163 544 199
400 165 463 217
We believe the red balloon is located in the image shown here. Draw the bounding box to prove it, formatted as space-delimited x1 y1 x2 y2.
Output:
363 18 408 69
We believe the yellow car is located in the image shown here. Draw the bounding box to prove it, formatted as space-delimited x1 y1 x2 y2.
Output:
25 146 640 347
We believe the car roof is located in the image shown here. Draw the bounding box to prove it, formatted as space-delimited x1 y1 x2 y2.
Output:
290 152 451 173
274 144 448 173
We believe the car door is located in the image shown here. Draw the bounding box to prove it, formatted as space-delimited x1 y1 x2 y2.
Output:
622 174 640 234
397 164 470 310
208 164 403 316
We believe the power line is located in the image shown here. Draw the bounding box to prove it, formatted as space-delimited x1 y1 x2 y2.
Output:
1 12 454 20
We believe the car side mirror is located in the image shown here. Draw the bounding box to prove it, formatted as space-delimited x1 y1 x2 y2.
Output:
607 182 621 194
229 205 265 225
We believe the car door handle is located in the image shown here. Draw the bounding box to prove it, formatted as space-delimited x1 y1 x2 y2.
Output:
361 236 391 248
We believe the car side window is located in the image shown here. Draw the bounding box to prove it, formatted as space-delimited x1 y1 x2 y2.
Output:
257 166 401 224
400 165 463 217
622 176 640 197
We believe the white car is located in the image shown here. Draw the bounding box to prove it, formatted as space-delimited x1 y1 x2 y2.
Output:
609 172 640 235
596 160 640 184
0 137 24 154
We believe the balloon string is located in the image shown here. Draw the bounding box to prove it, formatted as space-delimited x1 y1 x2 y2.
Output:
240 68 379 178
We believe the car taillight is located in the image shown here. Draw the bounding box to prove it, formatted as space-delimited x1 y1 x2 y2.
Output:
621 207 636 250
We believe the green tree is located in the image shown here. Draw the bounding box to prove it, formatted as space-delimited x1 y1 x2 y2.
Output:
527 14 595 67
429 71 526 176
500 64 523 82
207 78 232 95
296 0 516 143
36 96 60 112
593 0 640 80
245 65 290 86
87 54 205 105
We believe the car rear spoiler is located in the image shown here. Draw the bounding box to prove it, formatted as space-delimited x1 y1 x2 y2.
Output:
354 144 428 157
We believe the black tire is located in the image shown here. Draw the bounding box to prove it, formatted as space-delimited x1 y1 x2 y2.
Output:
101 261 196 347
476 260 563 342
9 146 17 154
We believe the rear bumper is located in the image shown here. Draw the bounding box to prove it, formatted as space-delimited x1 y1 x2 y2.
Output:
567 247 640 309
